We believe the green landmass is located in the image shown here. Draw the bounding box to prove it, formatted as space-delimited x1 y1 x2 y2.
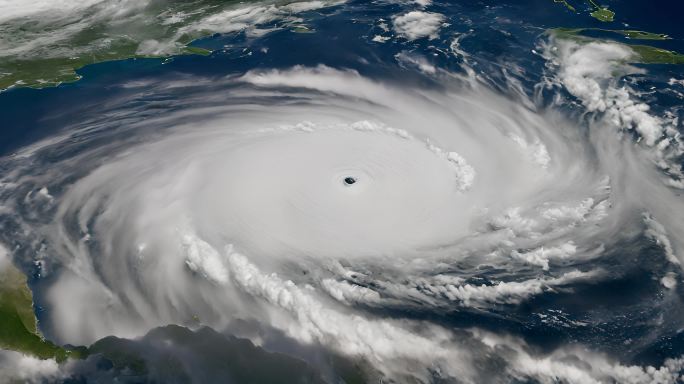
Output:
0 260 359 381
0 0 295 91
89 325 331 383
554 0 576 12
552 28 670 41
629 45 684 64
0 0 231 90
589 7 615 22
0 260 73 361
1 43 214 91
291 25 316 34
551 0 615 22
616 30 670 40
0 257 359 381
550 28 684 65
551 27 590 39
587 0 614 22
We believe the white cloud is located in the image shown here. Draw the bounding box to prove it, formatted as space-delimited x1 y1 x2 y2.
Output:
428 270 600 307
395 51 437 74
544 38 684 186
5 57 684 382
321 279 383 305
0 0 108 23
392 11 445 40
0 0 346 59
661 272 677 289
668 78 684 87
509 134 551 169
225 248 474 381
549 39 673 143
425 141 475 191
472 330 684 384
643 212 679 265
511 242 577 270
487 197 606 239
0 243 10 272
182 233 230 284
323 265 600 310
0 351 63 384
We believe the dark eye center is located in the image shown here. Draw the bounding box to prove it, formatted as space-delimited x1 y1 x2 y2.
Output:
344 177 357 185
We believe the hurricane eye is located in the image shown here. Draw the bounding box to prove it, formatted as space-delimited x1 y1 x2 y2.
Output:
343 177 357 185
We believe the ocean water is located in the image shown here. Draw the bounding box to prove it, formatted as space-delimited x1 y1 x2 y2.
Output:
1 0 684 382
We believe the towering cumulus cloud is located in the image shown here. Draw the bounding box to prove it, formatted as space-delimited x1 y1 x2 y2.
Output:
392 11 445 40
1 3 684 381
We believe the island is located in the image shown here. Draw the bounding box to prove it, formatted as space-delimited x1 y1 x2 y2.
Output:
552 0 615 22
551 28 684 65
0 0 322 92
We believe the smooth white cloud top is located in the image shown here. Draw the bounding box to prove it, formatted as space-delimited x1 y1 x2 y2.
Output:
392 11 445 40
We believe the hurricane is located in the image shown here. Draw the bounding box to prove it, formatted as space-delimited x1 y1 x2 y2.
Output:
1 0 684 383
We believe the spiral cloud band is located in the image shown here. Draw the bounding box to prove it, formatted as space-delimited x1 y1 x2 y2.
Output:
2 15 684 382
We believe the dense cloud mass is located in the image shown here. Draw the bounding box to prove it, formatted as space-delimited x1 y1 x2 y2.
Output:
1 0 684 383
392 11 445 40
